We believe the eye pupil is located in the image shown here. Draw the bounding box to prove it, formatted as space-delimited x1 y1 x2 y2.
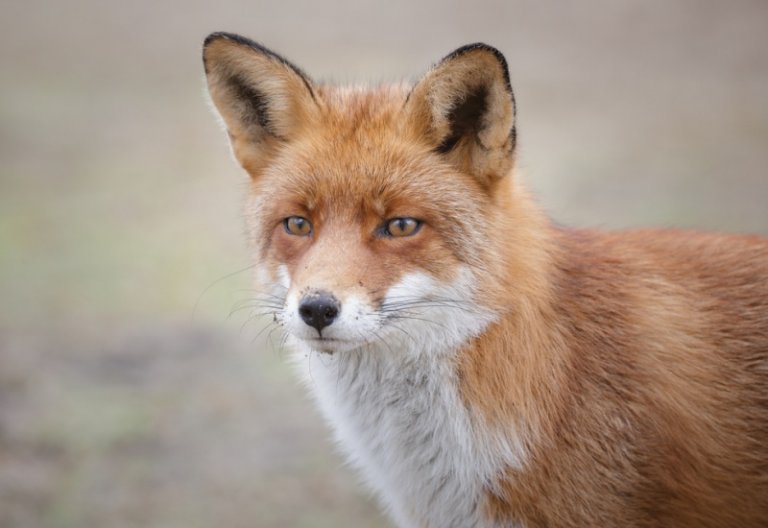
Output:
284 216 311 236
385 217 421 237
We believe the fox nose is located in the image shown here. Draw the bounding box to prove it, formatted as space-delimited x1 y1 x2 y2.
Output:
298 291 340 334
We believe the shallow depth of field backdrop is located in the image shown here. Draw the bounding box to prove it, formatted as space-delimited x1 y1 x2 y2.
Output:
1 1 767 527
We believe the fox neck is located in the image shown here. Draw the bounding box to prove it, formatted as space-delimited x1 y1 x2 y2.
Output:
291 315 553 528
291 333 521 528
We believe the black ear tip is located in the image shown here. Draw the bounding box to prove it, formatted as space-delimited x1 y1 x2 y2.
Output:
441 43 511 91
204 31 233 49
202 32 275 71
444 42 503 58
201 33 316 99
203 31 262 50
203 32 221 47
203 33 243 70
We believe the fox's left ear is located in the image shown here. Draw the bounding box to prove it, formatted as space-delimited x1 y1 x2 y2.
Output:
202 33 318 174
405 44 516 187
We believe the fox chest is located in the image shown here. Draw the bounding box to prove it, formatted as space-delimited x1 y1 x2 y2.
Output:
296 348 517 528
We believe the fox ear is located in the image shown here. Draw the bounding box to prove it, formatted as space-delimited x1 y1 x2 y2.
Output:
203 33 317 173
405 44 516 186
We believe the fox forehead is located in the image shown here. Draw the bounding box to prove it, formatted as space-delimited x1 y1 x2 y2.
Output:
313 84 411 138
248 88 492 244
257 150 480 224
257 86 484 209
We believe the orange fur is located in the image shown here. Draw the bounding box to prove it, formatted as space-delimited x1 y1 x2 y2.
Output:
204 34 768 527
468 227 768 527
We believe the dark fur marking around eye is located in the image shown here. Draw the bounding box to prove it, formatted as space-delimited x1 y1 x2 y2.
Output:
436 84 489 154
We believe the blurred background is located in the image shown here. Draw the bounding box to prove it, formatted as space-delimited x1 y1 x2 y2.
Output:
1 1 766 526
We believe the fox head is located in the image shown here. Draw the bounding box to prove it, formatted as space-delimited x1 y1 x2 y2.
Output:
203 33 546 355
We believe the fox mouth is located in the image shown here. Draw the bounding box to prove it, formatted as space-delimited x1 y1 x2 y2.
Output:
298 332 384 354
303 336 348 354
308 336 341 344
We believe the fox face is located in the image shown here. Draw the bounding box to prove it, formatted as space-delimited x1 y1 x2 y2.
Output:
204 34 520 357
250 116 500 355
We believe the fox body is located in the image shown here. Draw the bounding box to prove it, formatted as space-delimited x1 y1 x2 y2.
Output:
203 33 768 527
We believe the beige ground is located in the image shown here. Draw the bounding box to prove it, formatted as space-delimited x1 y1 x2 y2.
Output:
1 1 767 526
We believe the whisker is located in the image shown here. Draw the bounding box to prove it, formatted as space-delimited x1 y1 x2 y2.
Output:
228 303 282 319
387 321 418 348
373 328 399 356
384 314 448 330
255 319 280 342
264 324 284 355
308 345 316 384
233 285 288 294
191 263 258 321
380 294 474 304
240 310 278 336
230 295 285 308
277 329 290 354
381 300 475 309
231 289 288 300
381 299 476 311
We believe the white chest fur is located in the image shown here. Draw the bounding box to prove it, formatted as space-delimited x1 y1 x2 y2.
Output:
293 342 524 528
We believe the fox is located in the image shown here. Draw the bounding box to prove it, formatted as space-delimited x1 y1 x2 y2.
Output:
202 32 768 528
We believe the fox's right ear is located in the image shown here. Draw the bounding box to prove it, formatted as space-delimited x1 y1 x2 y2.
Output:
203 33 318 173
404 44 516 188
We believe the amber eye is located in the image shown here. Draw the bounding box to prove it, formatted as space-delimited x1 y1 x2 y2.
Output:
283 216 312 236
384 217 422 238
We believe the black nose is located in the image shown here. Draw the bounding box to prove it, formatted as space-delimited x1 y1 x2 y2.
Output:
298 291 340 334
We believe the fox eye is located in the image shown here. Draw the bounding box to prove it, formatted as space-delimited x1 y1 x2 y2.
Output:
283 216 312 236
384 217 422 238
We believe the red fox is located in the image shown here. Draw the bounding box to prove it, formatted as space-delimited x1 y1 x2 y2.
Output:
202 32 768 527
